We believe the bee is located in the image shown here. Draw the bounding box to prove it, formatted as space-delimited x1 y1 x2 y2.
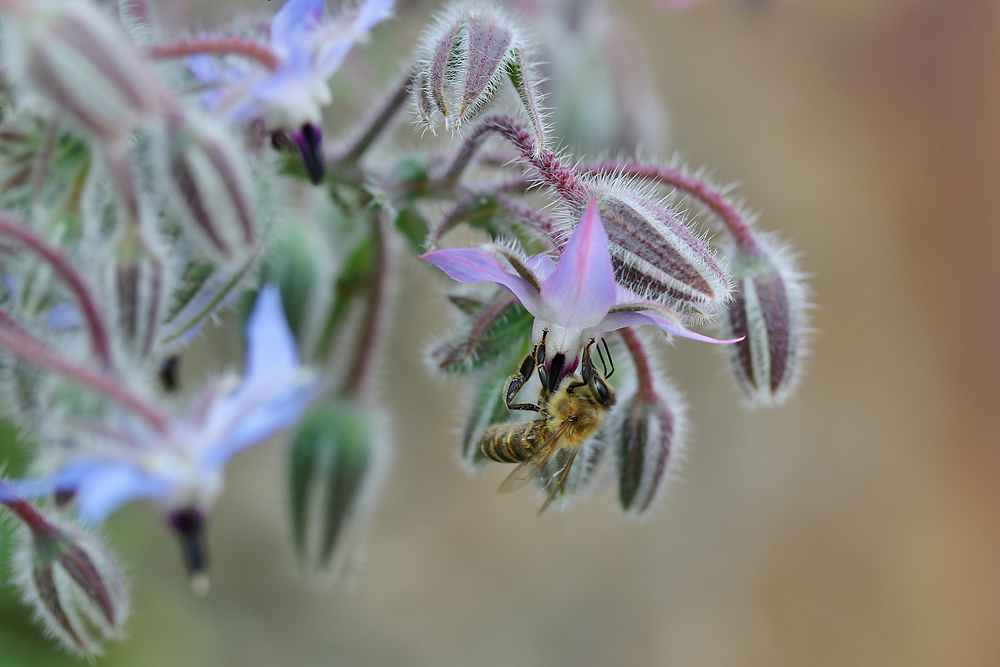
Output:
478 331 616 514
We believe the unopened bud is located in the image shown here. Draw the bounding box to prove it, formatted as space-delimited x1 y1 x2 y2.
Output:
593 186 732 316
722 233 809 406
287 401 388 581
414 1 547 152
109 231 166 359
9 509 129 656
3 0 163 141
157 114 258 262
613 382 686 517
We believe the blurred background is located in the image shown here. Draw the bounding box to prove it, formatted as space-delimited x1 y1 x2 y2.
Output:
4 0 1000 665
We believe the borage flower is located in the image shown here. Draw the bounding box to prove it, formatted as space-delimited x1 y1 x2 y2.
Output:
0 286 322 579
422 199 738 361
189 0 395 182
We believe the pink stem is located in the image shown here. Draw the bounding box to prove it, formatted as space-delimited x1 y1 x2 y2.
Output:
0 323 170 434
0 486 52 532
579 161 760 254
147 37 281 71
440 115 590 208
0 215 114 368
620 328 657 402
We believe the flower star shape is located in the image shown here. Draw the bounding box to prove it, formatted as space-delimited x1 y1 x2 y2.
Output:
189 0 395 182
422 199 739 358
0 286 322 540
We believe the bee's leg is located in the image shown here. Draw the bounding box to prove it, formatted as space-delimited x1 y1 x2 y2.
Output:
566 339 596 394
503 331 549 412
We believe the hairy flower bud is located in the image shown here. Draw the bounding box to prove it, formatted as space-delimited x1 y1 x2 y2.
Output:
157 115 258 262
2 0 163 141
592 186 732 316
414 1 547 153
6 505 129 657
109 231 166 360
287 401 388 581
721 233 809 406
612 377 686 517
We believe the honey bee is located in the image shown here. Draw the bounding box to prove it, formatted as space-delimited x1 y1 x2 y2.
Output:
478 331 616 514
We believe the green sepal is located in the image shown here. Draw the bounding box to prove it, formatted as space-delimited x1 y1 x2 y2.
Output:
431 297 534 375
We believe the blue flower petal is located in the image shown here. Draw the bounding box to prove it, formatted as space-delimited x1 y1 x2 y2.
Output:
317 0 395 75
271 0 326 57
64 463 173 524
244 284 300 387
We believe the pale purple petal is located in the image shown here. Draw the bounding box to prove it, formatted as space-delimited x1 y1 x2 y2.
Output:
68 463 173 524
598 308 743 344
187 54 221 83
317 0 395 75
525 254 557 281
271 0 326 57
202 376 322 466
244 284 300 388
422 248 545 316
539 199 617 329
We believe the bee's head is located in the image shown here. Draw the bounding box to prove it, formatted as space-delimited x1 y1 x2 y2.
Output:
574 338 616 407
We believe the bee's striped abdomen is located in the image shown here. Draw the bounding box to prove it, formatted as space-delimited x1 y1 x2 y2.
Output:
479 421 543 463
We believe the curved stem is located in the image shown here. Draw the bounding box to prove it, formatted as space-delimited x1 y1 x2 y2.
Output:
579 161 760 254
334 66 415 165
147 37 281 71
0 322 170 435
438 115 590 208
0 215 113 369
0 487 51 532
342 216 391 398
620 328 657 403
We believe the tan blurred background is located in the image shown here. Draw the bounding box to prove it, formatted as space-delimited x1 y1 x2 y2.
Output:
6 0 1000 665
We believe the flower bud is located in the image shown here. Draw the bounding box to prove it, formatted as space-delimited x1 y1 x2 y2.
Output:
721 234 809 406
287 401 388 581
156 114 258 262
613 381 686 517
109 231 166 360
3 0 162 141
8 508 129 656
414 1 547 153
593 186 732 316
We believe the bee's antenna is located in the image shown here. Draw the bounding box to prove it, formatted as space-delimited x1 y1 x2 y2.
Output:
598 337 614 378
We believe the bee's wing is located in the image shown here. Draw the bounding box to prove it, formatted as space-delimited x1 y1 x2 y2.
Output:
536 446 580 516
496 419 573 494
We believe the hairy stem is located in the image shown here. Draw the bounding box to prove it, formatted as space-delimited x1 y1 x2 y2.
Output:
342 217 391 398
147 37 281 71
620 328 657 403
438 115 589 207
0 321 170 434
0 215 113 368
335 66 415 165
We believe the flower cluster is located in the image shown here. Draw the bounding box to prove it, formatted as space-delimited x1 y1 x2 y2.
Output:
0 0 809 657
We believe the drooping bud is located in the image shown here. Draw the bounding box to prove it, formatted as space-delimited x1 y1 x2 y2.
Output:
609 349 687 517
721 232 809 406
258 218 339 355
592 185 732 316
414 1 547 153
108 230 166 360
156 114 259 262
2 0 163 141
287 401 388 581
5 502 129 656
